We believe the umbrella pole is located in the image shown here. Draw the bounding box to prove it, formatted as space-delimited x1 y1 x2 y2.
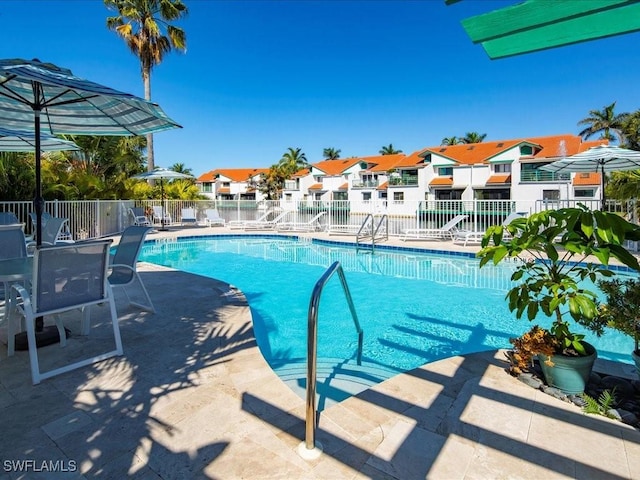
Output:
160 178 167 231
14 103 63 351
601 164 606 210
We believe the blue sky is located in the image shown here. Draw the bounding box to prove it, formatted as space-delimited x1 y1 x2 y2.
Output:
2 1 640 178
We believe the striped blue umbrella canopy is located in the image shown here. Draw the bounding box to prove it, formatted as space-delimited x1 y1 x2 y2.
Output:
132 167 194 231
0 126 79 152
541 145 640 206
0 58 181 244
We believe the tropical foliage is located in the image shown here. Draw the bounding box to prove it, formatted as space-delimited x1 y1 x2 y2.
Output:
441 136 462 146
578 101 628 143
257 147 308 200
477 206 640 371
462 132 487 144
379 144 402 155
323 147 341 160
105 0 188 172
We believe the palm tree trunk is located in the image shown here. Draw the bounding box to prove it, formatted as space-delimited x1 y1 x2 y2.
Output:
143 67 154 173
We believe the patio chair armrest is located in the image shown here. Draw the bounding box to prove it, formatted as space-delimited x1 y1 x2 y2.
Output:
10 283 32 312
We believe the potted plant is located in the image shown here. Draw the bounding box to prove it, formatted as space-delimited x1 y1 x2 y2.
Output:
477 206 640 394
597 278 640 376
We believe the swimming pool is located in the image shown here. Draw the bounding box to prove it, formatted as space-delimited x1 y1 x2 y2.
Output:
139 235 636 405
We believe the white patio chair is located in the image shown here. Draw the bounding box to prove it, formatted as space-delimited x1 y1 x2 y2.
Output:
108 225 155 313
129 207 152 227
277 211 327 232
204 208 226 227
7 240 123 385
180 208 198 226
152 205 172 227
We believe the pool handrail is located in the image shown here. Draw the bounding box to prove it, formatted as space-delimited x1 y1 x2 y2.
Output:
304 260 363 453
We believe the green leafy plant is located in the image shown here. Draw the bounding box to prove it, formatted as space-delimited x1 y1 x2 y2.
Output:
478 206 640 364
580 388 618 418
597 278 640 354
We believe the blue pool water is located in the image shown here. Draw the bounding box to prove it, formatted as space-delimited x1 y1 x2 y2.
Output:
139 235 638 371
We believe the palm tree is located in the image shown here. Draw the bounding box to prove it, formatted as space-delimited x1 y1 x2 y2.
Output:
620 109 640 150
105 0 188 173
379 144 402 155
278 147 308 176
170 162 193 176
441 136 462 146
462 132 487 144
323 147 341 160
578 101 629 144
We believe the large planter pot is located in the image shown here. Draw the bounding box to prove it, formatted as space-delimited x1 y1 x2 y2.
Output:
632 350 640 377
538 342 597 395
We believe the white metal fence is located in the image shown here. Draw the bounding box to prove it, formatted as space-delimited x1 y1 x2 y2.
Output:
1 198 637 241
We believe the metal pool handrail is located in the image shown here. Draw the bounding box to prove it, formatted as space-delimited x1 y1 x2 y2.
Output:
304 261 363 452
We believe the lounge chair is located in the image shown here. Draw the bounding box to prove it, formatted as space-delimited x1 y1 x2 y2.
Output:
400 214 468 241
277 212 326 232
108 225 155 313
327 223 369 236
129 207 152 227
0 212 20 225
26 217 74 254
204 208 226 227
152 205 172 227
453 212 527 246
243 210 293 230
180 208 198 226
227 210 272 230
7 240 123 384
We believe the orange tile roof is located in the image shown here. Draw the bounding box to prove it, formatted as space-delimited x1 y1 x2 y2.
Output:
217 187 230 194
337 183 349 190
486 174 512 184
377 181 388 190
394 150 426 168
430 177 453 186
573 172 601 186
358 154 406 172
198 168 268 183
292 168 310 178
197 170 217 182
420 135 603 167
308 183 324 190
312 158 363 176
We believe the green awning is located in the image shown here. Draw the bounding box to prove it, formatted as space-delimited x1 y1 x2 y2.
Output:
452 0 640 59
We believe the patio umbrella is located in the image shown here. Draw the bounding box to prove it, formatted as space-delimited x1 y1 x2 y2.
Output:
0 126 80 152
0 58 181 245
0 58 180 344
132 167 194 231
540 144 640 207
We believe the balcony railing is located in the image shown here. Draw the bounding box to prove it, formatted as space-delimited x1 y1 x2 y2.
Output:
520 171 570 182
389 175 418 186
351 179 380 189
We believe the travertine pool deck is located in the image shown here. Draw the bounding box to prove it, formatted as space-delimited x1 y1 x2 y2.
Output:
1 225 639 479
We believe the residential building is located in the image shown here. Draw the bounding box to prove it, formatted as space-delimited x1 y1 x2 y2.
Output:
197 168 268 201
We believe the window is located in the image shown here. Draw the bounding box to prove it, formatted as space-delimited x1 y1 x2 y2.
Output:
520 145 533 155
438 167 453 176
201 183 213 193
393 192 404 203
378 191 387 199
333 191 348 201
362 192 371 201
314 193 323 200
222 182 231 188
285 193 292 200
575 189 596 198
543 190 560 201
494 164 511 173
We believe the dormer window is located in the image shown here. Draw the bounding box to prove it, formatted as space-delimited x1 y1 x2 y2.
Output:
494 164 511 173
520 145 533 155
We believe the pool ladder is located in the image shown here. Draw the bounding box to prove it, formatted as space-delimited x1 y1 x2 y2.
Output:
301 261 363 458
356 213 388 253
